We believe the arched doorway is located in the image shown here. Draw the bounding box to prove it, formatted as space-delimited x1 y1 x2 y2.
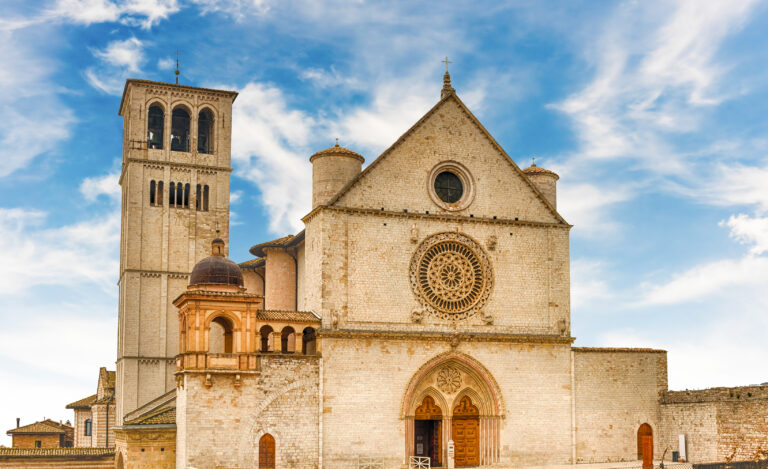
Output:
414 396 443 467
452 396 479 467
637 423 653 468
259 433 275 469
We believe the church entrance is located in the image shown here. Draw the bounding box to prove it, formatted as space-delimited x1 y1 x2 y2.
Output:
638 423 653 469
452 396 479 467
414 396 443 467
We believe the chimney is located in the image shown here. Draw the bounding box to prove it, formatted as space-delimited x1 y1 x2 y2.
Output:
16 418 19 428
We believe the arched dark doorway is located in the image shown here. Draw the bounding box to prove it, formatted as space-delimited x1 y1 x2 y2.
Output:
638 423 653 468
452 396 479 467
259 433 275 469
414 396 442 467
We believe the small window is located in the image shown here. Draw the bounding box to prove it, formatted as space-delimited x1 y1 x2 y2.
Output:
176 182 183 208
35 440 41 448
171 107 190 152
203 185 209 211
198 109 214 154
184 183 190 208
281 326 296 353
157 181 164 206
195 184 202 211
147 105 164 150
169 182 176 206
149 180 156 205
84 419 92 436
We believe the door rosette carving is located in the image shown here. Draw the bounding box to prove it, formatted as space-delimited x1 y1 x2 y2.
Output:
436 366 462 393
409 232 494 321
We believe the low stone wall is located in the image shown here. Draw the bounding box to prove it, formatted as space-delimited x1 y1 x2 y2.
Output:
0 448 114 468
660 386 768 464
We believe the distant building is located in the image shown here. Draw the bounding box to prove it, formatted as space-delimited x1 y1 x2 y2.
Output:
6 419 73 449
66 367 116 448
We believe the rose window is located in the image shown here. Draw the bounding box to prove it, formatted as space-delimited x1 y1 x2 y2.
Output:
410 232 493 320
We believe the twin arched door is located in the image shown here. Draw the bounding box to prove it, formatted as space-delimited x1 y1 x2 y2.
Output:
413 395 480 467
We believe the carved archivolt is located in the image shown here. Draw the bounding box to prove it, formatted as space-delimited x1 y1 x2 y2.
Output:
409 232 494 320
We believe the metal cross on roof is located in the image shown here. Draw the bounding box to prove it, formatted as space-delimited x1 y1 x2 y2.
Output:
442 56 452 73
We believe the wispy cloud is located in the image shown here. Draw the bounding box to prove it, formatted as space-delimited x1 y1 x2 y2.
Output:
85 37 146 95
49 0 179 28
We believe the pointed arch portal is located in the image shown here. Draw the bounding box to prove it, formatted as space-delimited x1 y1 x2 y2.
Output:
403 352 503 467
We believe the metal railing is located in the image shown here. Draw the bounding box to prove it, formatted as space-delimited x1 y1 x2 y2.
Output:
408 456 431 469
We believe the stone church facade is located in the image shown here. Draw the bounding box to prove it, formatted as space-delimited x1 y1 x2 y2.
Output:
99 74 768 469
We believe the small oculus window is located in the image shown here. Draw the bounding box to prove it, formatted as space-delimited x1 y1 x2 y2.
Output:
434 171 463 204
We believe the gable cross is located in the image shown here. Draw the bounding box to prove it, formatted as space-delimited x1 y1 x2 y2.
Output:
442 56 452 73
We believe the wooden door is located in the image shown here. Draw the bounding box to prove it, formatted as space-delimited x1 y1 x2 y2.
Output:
637 423 653 469
452 396 479 467
259 433 275 469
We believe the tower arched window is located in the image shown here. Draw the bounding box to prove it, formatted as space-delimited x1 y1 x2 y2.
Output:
198 109 214 154
171 107 190 152
147 105 164 149
196 184 210 211
149 180 156 205
157 181 163 206
184 183 190 208
209 316 233 354
203 185 209 211
176 182 183 207
169 182 176 206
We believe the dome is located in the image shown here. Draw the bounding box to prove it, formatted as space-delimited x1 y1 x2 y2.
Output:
309 143 364 164
522 162 559 180
189 239 244 287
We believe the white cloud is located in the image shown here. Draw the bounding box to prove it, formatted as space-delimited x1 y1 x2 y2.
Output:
157 56 175 70
50 0 180 28
722 214 768 255
556 182 631 238
0 29 74 177
571 259 613 311
85 37 146 95
80 171 121 202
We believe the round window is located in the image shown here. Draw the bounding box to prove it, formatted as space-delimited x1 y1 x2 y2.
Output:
434 171 463 203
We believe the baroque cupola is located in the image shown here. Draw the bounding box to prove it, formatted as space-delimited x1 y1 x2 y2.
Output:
189 238 244 289
522 161 559 209
309 142 364 208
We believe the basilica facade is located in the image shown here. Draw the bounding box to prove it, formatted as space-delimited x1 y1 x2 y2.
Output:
104 74 768 469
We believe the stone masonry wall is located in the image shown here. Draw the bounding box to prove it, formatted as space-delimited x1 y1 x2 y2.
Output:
572 348 668 464
660 386 768 463
320 337 573 468
11 435 61 449
177 355 319 469
73 409 92 447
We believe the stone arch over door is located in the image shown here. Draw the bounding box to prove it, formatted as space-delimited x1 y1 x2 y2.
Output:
402 352 504 466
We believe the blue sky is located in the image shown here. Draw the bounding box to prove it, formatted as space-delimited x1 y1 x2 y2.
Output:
1 0 768 445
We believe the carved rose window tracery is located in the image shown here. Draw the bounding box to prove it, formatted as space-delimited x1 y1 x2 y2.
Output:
409 232 494 321
436 366 462 393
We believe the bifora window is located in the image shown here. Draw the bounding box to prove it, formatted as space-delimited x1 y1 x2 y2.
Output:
434 171 463 203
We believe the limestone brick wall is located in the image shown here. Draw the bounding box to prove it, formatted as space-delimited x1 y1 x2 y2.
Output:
114 427 175 469
572 348 668 464
304 209 569 336
0 455 114 468
525 173 557 209
264 248 296 311
73 409 92 447
660 386 768 463
312 153 363 208
90 405 115 448
11 435 61 449
320 337 573 468
177 356 319 469
296 244 306 311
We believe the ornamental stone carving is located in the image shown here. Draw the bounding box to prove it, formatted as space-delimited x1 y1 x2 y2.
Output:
436 366 462 393
409 232 494 321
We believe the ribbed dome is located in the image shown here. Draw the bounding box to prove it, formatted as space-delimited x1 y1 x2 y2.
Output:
189 239 244 287
309 143 364 163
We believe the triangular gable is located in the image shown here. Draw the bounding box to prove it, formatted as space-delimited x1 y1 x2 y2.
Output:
326 91 567 225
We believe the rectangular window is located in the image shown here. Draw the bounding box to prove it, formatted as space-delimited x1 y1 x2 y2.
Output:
157 181 164 206
149 180 156 205
196 184 201 211
84 419 92 437
169 182 176 206
184 183 190 208
203 185 209 211
35 440 41 448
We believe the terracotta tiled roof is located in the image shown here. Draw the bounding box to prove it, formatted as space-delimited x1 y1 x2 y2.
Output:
66 394 97 409
93 393 115 405
309 143 365 164
125 407 176 425
7 420 71 435
0 447 114 457
239 258 265 269
257 310 321 323
572 347 666 353
248 235 294 257
522 163 559 180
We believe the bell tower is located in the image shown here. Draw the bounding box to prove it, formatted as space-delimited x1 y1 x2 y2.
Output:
115 79 238 422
